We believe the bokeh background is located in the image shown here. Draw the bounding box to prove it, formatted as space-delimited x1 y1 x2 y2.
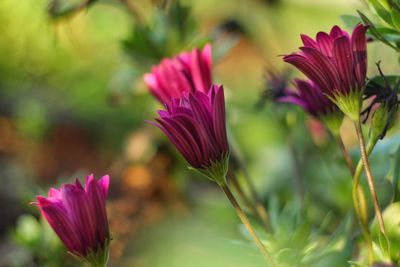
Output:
1 0 400 266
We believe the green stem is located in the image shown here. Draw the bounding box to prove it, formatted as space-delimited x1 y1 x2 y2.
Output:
337 135 374 264
228 170 270 230
219 182 276 266
231 150 271 231
354 121 386 235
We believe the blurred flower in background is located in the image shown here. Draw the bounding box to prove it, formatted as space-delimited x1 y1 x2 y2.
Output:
143 44 212 104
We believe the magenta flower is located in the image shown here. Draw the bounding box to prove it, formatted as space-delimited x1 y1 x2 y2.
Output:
144 44 212 104
150 84 229 184
283 24 368 120
279 79 343 134
33 174 110 266
279 79 338 117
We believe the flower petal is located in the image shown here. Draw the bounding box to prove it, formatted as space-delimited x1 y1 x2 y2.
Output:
333 36 354 92
351 24 368 89
316 32 333 56
211 85 229 153
37 196 84 254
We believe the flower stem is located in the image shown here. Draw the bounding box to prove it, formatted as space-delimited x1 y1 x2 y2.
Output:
336 135 373 264
354 121 386 235
228 170 270 230
230 150 270 230
219 182 276 266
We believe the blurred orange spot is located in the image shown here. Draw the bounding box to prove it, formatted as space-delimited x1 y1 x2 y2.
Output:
122 165 152 190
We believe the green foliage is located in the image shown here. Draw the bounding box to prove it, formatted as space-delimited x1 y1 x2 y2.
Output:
370 203 400 265
122 1 203 69
257 197 353 267
342 0 400 51
11 215 82 267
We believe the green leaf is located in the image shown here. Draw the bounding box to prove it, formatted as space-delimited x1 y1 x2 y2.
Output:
388 0 400 13
376 27 400 41
378 0 391 10
391 10 400 30
378 231 391 259
366 74 400 89
368 0 394 25
357 10 400 50
371 202 400 261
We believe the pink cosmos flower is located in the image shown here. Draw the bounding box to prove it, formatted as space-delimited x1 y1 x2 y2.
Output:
33 174 110 265
144 44 212 104
150 84 229 183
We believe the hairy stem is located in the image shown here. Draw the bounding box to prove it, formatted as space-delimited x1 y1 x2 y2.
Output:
337 135 373 264
219 182 276 266
354 121 386 235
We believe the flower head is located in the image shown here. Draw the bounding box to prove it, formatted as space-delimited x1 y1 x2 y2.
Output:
33 174 110 266
283 24 369 120
278 79 343 134
279 79 338 117
144 44 212 104
150 84 229 184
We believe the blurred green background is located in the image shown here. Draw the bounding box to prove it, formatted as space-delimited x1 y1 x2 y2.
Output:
1 0 400 266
